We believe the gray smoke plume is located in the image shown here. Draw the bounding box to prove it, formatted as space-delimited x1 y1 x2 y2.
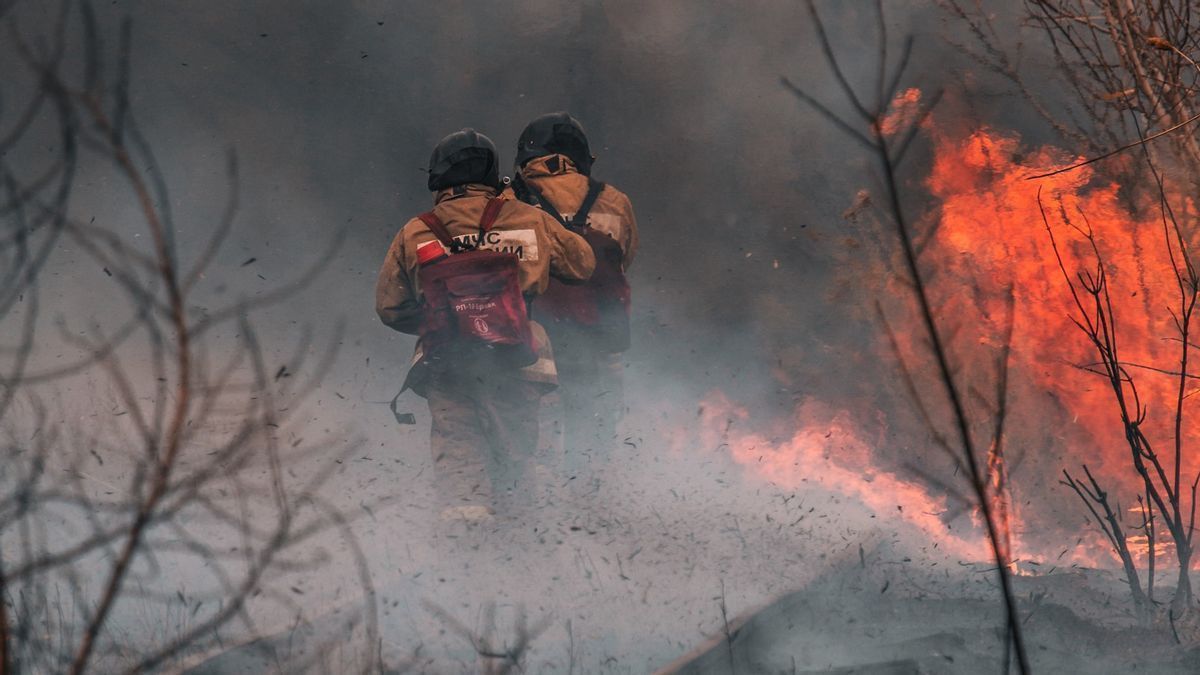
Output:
2 1 1142 672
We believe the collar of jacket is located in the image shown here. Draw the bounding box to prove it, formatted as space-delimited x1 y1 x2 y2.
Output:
433 183 499 205
520 154 578 179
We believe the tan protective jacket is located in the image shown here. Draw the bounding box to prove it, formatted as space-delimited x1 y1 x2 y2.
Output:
516 154 638 269
375 183 596 389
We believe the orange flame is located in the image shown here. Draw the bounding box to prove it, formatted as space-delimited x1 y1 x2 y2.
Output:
698 392 991 561
704 88 1199 571
923 122 1197 498
879 87 923 137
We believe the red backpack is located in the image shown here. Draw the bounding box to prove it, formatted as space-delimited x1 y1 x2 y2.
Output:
517 178 632 353
415 197 537 368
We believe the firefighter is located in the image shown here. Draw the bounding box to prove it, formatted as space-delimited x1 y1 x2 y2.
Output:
509 112 639 494
375 128 595 525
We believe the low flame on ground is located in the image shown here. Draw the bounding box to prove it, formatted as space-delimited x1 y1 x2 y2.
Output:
696 391 1163 572
697 392 992 562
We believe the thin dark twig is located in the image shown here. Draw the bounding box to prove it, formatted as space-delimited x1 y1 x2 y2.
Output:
804 0 872 122
787 3 1030 670
719 579 736 675
780 78 874 150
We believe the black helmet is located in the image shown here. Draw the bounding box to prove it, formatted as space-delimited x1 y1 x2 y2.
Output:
515 112 594 176
427 128 501 191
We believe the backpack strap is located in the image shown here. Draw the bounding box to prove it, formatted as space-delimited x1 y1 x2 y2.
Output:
519 179 568 227
479 197 506 232
417 211 456 248
569 179 606 228
518 177 605 231
417 197 507 254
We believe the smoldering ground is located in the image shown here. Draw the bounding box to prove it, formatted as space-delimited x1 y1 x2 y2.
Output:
3 0 1195 672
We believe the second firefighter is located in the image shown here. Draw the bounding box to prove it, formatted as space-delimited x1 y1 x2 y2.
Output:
509 112 639 492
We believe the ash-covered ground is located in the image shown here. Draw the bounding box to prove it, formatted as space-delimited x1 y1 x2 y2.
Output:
176 392 1200 672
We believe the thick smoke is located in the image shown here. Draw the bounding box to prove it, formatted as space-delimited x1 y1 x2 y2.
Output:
3 0 1140 671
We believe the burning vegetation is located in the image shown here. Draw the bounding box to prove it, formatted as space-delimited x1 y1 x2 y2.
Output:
8 0 1200 673
703 1 1200 670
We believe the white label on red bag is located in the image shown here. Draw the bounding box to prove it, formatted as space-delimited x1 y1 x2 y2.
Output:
451 229 539 261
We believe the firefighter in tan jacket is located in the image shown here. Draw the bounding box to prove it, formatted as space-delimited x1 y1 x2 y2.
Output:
510 112 639 494
376 129 595 524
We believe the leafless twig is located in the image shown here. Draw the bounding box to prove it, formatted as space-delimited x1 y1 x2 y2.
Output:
785 2 1031 672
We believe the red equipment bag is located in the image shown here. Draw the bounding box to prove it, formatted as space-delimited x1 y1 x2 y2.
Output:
415 197 537 368
519 178 631 353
